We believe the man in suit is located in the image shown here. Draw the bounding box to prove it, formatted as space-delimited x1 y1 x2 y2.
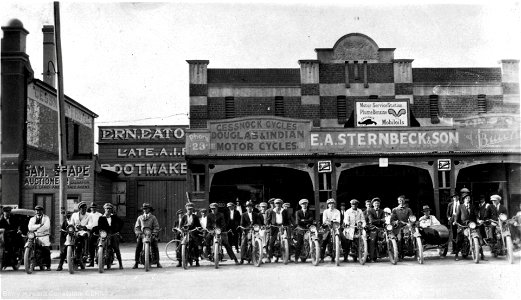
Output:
294 199 315 264
98 203 124 269
391 195 413 257
206 203 239 265
133 202 161 269
177 202 202 267
226 202 241 253
339 203 346 225
0 206 24 256
454 194 476 261
363 200 373 224
446 193 461 254
268 198 291 263
239 201 263 264
368 198 385 262
490 194 508 220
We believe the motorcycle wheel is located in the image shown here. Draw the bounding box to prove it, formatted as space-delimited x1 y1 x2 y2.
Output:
214 243 219 269
165 240 178 262
359 237 368 265
67 246 74 274
181 244 188 270
24 247 33 274
388 239 398 265
144 243 150 272
335 235 341 266
505 236 514 264
311 240 320 266
253 238 262 267
282 239 289 265
471 237 480 264
98 246 104 273
415 237 424 264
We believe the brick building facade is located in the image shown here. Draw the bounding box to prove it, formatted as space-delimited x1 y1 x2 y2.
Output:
185 33 520 221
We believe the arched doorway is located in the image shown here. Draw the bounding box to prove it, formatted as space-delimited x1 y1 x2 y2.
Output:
210 166 314 214
457 163 520 215
337 165 434 216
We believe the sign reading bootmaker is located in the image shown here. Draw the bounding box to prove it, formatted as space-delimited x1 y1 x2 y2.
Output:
207 117 311 154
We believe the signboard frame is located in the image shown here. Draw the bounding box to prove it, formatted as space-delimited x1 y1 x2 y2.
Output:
354 99 410 128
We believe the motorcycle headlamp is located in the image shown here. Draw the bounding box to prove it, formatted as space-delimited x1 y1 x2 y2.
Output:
27 231 35 239
468 222 477 229
386 224 394 231
67 225 75 233
143 227 152 235
499 213 507 221
409 215 417 223
215 228 222 235
253 225 260 232
99 230 107 238
309 225 317 233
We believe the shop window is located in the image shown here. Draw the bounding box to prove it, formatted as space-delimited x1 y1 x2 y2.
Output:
274 96 284 117
337 96 347 124
193 173 206 192
66 195 81 212
112 182 127 217
477 94 487 114
225 96 235 119
319 172 333 204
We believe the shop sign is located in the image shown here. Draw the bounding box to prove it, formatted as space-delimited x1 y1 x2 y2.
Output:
379 158 388 167
100 162 187 177
99 144 185 160
460 128 520 150
23 161 93 190
99 126 186 143
437 159 451 171
318 161 332 173
355 100 409 127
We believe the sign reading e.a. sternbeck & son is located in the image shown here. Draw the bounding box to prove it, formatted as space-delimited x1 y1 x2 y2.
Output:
355 100 409 127
209 117 311 154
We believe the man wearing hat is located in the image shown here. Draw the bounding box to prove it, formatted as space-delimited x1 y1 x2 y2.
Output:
98 203 124 269
344 199 366 262
28 205 51 270
454 193 477 261
133 203 161 269
320 198 341 263
490 194 507 220
446 193 461 254
70 201 93 268
87 202 103 267
56 211 73 271
363 200 373 224
205 203 239 265
239 201 264 264
368 198 385 262
177 202 202 267
294 199 315 263
226 202 241 253
419 205 440 228
267 198 291 263
391 195 413 258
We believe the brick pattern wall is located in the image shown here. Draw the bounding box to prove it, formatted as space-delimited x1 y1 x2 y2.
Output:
320 96 337 119
395 83 413 95
319 64 345 83
189 84 208 96
301 84 320 95
300 105 320 126
366 63 394 83
207 69 300 86
411 96 431 118
190 104 210 128
412 68 502 83
235 97 273 117
439 95 479 118
207 98 225 119
26 146 59 160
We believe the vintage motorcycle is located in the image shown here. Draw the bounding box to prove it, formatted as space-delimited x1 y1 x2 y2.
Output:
486 214 514 264
294 224 320 266
322 222 342 266
24 231 49 274
399 215 424 264
0 229 23 271
456 221 481 263
368 223 399 265
269 225 290 264
238 225 263 267
138 227 159 271
207 227 232 269
64 225 90 274
96 229 114 273
347 222 368 265
419 224 449 258
175 227 201 269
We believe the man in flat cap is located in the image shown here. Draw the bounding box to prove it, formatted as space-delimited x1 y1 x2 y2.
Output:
391 195 413 258
294 199 315 263
56 211 73 271
133 203 161 269
320 198 341 263
226 202 241 253
239 201 264 264
267 198 291 263
70 201 93 268
87 202 103 267
177 202 202 267
98 203 124 269
205 203 239 265
27 205 51 270
344 199 366 262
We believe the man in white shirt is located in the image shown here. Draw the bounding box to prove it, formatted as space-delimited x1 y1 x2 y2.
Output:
87 202 102 267
419 205 441 228
27 205 51 270
344 199 366 262
199 208 208 259
70 201 93 268
320 198 341 263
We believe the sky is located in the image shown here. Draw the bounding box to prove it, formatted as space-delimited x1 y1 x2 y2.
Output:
1 0 520 146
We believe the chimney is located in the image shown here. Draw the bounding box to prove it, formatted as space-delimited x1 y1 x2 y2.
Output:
42 25 56 88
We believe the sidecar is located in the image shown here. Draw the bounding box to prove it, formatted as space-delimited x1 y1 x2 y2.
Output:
419 224 449 257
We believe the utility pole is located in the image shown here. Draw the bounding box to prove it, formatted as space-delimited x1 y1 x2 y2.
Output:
54 1 68 231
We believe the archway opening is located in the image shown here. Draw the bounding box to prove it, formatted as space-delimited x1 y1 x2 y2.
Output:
337 165 434 216
210 166 314 215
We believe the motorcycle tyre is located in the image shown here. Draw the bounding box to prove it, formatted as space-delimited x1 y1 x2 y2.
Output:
389 239 398 265
311 240 320 266
214 243 219 269
415 237 424 264
282 239 289 265
98 246 104 273
253 238 262 267
181 244 188 270
67 246 74 274
471 237 480 264
506 236 514 264
24 247 33 274
144 243 150 272
335 235 341 266
359 237 368 265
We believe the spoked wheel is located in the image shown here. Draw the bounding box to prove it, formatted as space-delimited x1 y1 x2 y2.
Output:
144 243 151 271
359 236 368 265
335 235 341 266
415 237 424 264
471 237 480 264
98 246 104 273
24 247 33 274
181 244 188 270
311 240 320 266
165 240 179 262
282 239 289 265
253 239 262 267
388 239 398 265
67 246 74 274
214 243 219 269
